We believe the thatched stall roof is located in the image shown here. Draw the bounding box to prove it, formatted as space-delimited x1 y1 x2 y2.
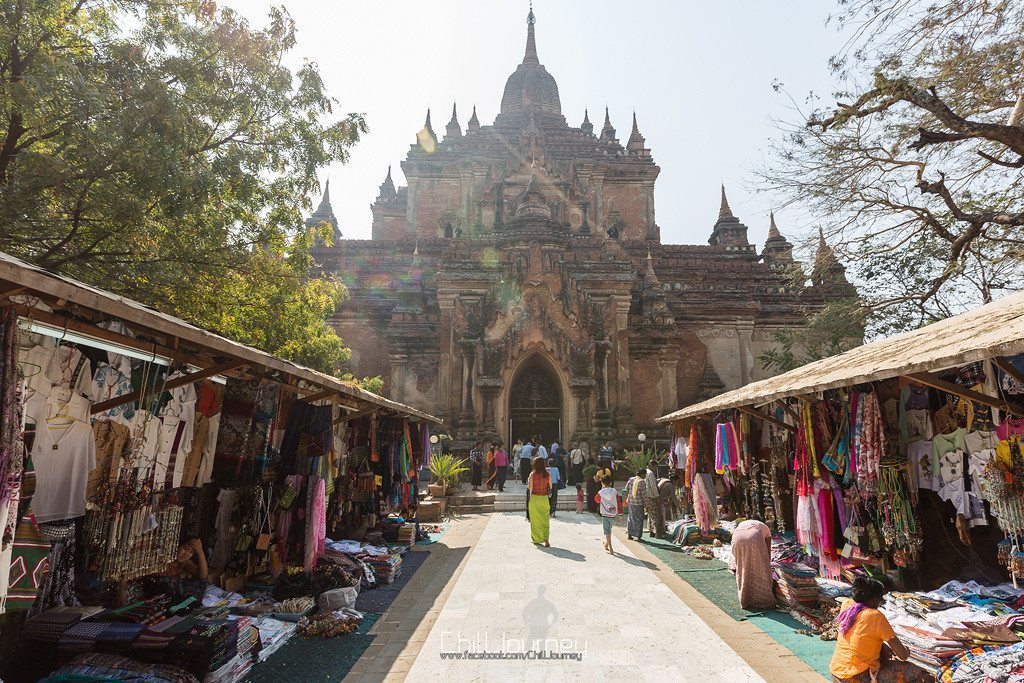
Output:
0 251 441 424
657 291 1024 423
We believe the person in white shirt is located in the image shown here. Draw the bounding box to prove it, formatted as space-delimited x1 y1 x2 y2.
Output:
568 442 586 485
595 476 622 554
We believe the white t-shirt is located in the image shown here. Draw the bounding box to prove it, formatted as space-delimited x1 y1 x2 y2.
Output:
31 418 96 522
570 448 585 465
598 487 620 517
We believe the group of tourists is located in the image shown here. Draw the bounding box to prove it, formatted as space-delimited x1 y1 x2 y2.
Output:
467 440 509 492
621 467 682 541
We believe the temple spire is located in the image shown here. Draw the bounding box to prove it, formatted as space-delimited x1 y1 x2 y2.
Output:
644 250 659 285
708 184 750 248
813 226 853 289
768 210 781 239
416 108 437 152
762 210 794 263
600 106 616 140
317 179 331 211
446 102 461 138
627 110 648 155
467 105 480 132
377 165 396 200
581 108 593 135
719 184 734 218
523 5 539 65
306 177 340 244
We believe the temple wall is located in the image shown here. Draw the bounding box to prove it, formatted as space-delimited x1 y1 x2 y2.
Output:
335 319 390 381
629 358 662 428
696 323 748 390
372 210 407 241
600 181 652 239
411 178 463 238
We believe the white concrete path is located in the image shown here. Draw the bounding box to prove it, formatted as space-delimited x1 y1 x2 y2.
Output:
405 512 763 682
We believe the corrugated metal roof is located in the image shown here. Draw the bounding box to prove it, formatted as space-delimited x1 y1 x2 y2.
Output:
657 290 1024 423
0 251 442 425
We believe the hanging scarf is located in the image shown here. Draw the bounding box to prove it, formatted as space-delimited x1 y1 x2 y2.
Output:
715 422 740 474
685 424 699 488
304 477 326 571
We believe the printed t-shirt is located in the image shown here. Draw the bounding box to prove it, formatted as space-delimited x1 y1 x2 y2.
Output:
829 599 897 679
932 428 967 479
908 440 934 492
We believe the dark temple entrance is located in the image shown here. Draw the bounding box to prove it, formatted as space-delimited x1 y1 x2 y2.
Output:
508 357 563 447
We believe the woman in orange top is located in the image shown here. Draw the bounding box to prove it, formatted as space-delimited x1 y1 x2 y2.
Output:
830 577 928 682
527 456 552 546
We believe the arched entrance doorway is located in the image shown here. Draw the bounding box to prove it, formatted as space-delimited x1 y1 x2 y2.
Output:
508 356 563 446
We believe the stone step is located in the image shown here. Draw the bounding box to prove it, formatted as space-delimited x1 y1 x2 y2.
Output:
417 500 444 522
448 504 495 515
448 493 496 506
494 499 583 512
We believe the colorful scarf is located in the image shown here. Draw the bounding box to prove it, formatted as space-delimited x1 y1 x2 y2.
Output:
838 601 869 635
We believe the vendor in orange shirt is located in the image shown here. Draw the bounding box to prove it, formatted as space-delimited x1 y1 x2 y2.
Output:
830 577 929 682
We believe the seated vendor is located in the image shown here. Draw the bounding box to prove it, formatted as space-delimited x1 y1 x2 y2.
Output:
166 538 209 580
830 577 928 683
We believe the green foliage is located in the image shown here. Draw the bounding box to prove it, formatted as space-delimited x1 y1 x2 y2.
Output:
760 298 867 373
764 1 1024 334
623 447 659 475
428 453 469 489
0 0 368 377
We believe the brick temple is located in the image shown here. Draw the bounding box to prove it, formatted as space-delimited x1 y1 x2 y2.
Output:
310 8 852 446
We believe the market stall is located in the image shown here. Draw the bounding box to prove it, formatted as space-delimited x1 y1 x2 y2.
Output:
656 291 1024 680
0 252 442 682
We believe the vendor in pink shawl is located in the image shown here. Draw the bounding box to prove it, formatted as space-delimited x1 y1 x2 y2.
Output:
730 519 775 610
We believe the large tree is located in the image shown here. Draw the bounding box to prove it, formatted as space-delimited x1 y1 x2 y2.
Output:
764 0 1024 338
0 0 369 377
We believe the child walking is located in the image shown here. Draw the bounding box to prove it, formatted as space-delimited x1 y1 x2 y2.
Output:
575 483 584 514
595 476 622 554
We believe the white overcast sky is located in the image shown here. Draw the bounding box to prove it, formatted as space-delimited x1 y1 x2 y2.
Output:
228 0 848 249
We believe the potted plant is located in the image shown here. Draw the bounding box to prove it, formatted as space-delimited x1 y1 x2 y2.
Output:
583 464 600 512
623 447 659 477
428 453 469 497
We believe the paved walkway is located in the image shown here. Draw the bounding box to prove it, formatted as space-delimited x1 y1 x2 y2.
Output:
403 512 762 682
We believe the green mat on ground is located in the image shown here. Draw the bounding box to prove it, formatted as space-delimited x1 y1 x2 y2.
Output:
748 612 834 679
244 612 381 682
638 535 832 679
636 535 750 620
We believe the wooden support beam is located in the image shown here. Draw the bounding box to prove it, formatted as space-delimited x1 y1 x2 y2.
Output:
12 305 200 365
334 406 379 425
994 357 1024 386
736 404 796 432
91 360 245 415
904 371 1024 417
298 389 338 404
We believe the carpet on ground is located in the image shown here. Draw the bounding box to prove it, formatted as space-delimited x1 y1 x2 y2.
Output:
244 612 380 682
354 548 430 613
